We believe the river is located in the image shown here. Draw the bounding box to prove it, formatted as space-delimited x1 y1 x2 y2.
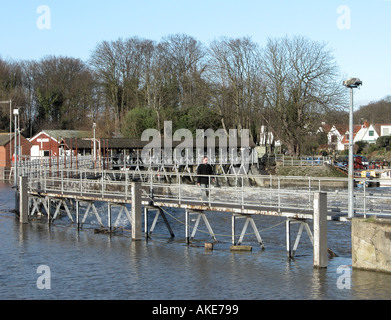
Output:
1 182 391 302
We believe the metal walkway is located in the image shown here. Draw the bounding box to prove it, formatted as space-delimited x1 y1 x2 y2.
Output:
15 164 391 268
23 167 391 218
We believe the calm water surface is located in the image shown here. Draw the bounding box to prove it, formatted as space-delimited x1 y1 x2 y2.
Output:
1 182 391 300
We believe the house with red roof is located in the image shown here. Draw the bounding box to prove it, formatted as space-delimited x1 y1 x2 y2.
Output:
320 121 391 152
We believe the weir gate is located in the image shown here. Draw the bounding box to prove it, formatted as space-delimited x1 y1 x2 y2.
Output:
15 164 391 268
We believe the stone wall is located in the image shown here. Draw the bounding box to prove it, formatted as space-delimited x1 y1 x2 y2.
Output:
352 218 391 273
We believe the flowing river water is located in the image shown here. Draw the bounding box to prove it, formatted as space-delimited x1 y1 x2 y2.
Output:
1 182 391 301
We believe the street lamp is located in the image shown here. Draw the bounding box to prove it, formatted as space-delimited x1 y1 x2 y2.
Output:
343 78 362 218
13 108 19 188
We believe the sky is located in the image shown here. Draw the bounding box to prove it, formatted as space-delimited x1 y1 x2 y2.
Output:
0 0 390 108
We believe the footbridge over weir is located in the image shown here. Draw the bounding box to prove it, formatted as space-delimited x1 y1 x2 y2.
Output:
16 167 391 268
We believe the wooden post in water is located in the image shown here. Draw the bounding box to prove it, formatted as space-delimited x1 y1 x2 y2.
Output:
19 176 28 224
313 192 327 268
131 182 142 240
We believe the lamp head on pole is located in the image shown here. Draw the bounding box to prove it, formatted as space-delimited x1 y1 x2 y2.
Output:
343 78 362 89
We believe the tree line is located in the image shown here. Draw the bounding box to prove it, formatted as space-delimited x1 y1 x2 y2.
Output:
0 33 355 156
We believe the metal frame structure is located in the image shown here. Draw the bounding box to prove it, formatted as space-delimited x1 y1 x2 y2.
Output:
15 150 391 267
21 165 391 218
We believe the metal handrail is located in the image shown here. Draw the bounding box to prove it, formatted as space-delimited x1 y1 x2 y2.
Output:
25 167 391 218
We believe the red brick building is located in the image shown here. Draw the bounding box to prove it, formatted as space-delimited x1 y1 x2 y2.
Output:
29 130 92 158
0 133 32 168
0 133 32 180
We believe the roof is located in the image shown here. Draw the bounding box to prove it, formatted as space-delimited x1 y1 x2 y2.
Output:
0 133 32 147
61 138 147 149
30 130 93 143
61 138 94 149
0 133 13 146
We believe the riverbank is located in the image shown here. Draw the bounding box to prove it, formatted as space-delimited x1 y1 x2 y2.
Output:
268 164 347 178
247 164 348 188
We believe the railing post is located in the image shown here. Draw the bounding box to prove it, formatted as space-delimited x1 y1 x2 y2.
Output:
185 209 190 244
232 215 236 245
80 169 83 196
277 177 281 211
313 192 328 268
178 173 181 205
101 170 104 197
61 168 64 195
241 176 244 209
286 219 291 258
125 171 128 200
363 180 367 218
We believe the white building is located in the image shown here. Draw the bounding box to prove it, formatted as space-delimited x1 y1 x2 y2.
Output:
320 122 391 152
353 122 379 144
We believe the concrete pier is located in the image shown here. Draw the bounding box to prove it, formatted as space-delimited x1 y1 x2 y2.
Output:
313 192 327 268
352 218 391 273
131 182 142 241
19 176 28 224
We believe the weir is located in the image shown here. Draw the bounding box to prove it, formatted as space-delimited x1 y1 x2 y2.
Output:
16 167 356 268
13 156 391 269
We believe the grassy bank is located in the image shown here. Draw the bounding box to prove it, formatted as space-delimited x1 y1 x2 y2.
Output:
275 164 347 178
368 150 391 162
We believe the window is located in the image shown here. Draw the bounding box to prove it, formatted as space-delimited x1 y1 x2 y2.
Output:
369 130 374 137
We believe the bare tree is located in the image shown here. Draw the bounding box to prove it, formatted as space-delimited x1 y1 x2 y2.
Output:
262 35 345 156
141 34 209 132
158 34 207 109
208 37 265 139
90 37 162 135
354 96 391 124
29 56 96 131
0 59 27 133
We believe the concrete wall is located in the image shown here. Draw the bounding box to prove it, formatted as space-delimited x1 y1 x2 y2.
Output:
352 218 391 273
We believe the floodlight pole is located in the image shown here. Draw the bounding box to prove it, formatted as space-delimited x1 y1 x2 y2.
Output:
343 78 362 219
348 87 354 218
13 108 19 188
